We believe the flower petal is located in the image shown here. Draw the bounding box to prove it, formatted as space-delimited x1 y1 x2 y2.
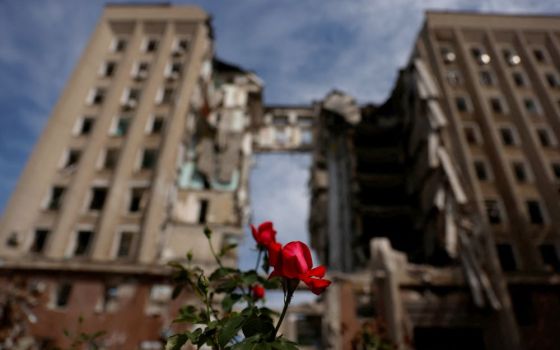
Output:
304 278 332 295
268 241 282 268
308 265 326 278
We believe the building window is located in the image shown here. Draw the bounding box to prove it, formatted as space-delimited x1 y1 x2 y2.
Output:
100 61 117 77
30 229 50 254
140 149 158 170
113 117 131 137
63 149 81 169
496 244 517 271
536 128 556 148
545 72 560 89
502 48 521 66
551 163 560 180
122 88 140 109
89 187 107 211
298 116 314 127
474 160 490 181
173 38 190 54
523 98 540 114
485 199 503 225
526 200 544 225
116 231 135 258
471 47 491 65
273 115 289 126
198 199 209 224
46 186 65 210
73 230 93 256
301 129 312 145
512 72 526 87
102 148 119 170
539 244 560 272
479 70 495 86
5 232 18 248
446 69 462 86
129 188 146 213
55 283 72 308
512 161 529 183
499 126 517 146
463 124 482 145
440 46 456 64
490 97 506 114
76 117 94 136
533 48 547 63
112 38 127 53
158 88 175 104
88 88 106 105
455 96 471 113
133 62 150 80
144 38 159 53
149 116 165 134
166 62 182 79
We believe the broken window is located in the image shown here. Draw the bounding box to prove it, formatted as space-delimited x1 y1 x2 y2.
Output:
144 38 159 53
159 88 175 104
446 69 462 86
129 188 146 213
103 148 119 170
473 160 490 181
526 200 544 225
117 231 135 258
533 48 546 63
512 72 526 87
545 72 560 89
89 88 105 105
173 38 189 54
479 70 494 86
134 62 150 80
198 199 209 224
55 282 72 308
64 149 81 169
73 230 93 256
497 244 517 271
485 199 502 225
140 149 158 170
113 117 130 136
47 186 65 210
490 97 505 114
539 244 560 272
463 124 481 145
89 187 107 211
499 126 517 146
112 38 127 53
150 116 165 134
524 97 540 114
30 229 49 254
537 128 555 147
101 61 117 77
455 96 470 113
512 161 529 183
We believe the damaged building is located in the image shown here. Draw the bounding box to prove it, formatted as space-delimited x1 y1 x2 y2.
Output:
309 11 560 350
0 4 263 348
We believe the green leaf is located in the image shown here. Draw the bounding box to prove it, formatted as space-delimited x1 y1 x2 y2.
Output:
209 267 238 281
174 305 201 324
219 243 238 257
218 314 245 347
171 285 183 299
242 315 275 339
222 293 243 312
165 334 189 350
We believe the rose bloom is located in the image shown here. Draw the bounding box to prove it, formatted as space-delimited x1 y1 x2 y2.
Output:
251 221 277 248
268 241 331 295
251 284 265 300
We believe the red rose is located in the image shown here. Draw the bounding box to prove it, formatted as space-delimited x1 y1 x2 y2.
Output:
251 221 277 248
268 241 331 295
251 284 265 300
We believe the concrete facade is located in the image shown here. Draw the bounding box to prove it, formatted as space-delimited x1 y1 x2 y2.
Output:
309 12 560 350
0 4 259 348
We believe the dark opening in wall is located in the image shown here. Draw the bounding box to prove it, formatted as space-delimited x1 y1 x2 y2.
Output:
414 327 485 350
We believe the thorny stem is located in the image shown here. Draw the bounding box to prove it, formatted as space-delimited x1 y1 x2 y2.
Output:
273 280 296 339
254 247 263 272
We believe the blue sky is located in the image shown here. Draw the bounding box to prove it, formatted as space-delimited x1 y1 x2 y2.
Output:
2 0 560 227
